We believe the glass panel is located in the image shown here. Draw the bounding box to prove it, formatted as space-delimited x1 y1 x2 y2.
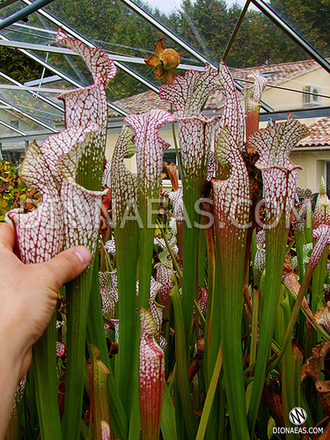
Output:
0 1 59 43
43 50 92 86
2 8 159 104
0 0 24 19
0 119 24 136
1 21 56 45
137 0 247 17
33 78 70 107
264 0 330 60
0 82 63 130
3 4 200 105
1 0 328 122
0 71 66 119
106 69 151 105
216 3 330 114
0 106 40 133
44 0 191 58
1 8 93 86
43 0 205 76
1 141 26 166
42 0 330 107
225 4 307 68
143 0 244 66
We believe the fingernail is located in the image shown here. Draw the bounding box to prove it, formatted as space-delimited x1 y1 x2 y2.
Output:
73 247 91 265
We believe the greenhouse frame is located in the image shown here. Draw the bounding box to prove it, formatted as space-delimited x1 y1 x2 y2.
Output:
1 0 329 192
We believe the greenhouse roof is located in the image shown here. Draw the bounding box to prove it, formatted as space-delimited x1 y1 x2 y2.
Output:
0 0 329 147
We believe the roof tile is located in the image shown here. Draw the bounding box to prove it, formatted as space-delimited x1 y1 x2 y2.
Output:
297 116 330 147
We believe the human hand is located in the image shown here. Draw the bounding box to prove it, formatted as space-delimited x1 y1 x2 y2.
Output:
0 222 91 378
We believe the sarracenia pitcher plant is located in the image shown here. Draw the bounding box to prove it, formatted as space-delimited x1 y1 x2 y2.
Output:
6 31 330 440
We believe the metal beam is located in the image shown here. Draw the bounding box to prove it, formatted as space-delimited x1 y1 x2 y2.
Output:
25 75 61 86
0 118 26 135
0 39 79 54
16 0 274 111
0 39 147 63
222 0 251 62
293 146 330 151
0 130 53 143
0 97 58 132
120 0 213 67
0 0 20 11
0 0 56 30
252 0 330 74
6 21 57 35
19 0 160 96
0 34 129 116
233 76 330 101
0 72 64 113
259 106 330 122
203 105 330 121
118 0 273 112
0 84 73 93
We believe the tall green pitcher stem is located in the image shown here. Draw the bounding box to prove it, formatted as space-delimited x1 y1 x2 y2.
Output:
87 256 128 439
248 217 288 433
181 183 201 344
62 267 94 440
33 311 63 440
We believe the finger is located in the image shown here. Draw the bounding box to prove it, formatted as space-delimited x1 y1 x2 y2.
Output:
0 223 16 251
40 246 91 291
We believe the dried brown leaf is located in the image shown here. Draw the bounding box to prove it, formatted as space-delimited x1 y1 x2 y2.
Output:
306 341 330 381
315 380 330 416
262 379 285 428
314 302 330 332
306 341 330 416
317 420 330 439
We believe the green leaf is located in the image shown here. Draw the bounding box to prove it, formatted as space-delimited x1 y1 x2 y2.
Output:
171 279 197 440
88 344 111 440
160 383 177 440
32 312 63 440
196 345 222 440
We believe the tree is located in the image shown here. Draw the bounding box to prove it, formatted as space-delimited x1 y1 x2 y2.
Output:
270 0 330 56
171 0 241 63
164 0 307 68
226 9 306 68
0 46 47 83
45 0 174 99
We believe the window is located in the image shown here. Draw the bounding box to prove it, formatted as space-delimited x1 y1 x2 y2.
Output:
163 150 178 166
163 149 180 188
10 120 19 130
327 162 330 198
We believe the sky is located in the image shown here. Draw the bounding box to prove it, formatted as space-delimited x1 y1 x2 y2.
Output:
145 0 248 15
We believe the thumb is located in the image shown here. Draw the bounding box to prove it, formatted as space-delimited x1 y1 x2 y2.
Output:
42 246 92 290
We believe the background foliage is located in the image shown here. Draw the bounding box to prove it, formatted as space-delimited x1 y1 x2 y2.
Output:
0 160 39 223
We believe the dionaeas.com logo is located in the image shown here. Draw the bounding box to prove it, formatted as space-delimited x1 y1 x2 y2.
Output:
273 407 324 436
289 407 307 425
